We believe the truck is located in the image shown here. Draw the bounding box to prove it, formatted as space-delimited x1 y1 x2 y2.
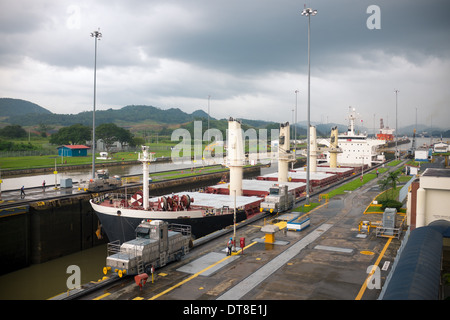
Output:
260 184 294 214
103 220 191 277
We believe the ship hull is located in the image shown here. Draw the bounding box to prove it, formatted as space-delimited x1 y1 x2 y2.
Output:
91 200 248 243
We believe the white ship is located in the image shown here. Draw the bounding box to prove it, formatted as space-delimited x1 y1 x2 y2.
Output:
320 107 385 168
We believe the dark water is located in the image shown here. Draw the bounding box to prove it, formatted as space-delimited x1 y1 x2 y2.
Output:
0 244 107 300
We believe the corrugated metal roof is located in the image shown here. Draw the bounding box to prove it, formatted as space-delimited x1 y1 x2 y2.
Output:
382 225 444 300
422 168 450 177
428 219 450 237
57 145 90 149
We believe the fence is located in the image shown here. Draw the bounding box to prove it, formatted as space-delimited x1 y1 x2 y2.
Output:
0 150 57 157
398 175 417 203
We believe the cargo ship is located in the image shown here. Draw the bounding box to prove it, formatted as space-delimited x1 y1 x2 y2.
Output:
376 118 395 141
376 117 410 148
90 119 265 243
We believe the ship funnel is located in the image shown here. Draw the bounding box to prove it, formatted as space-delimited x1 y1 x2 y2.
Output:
227 118 244 197
278 122 295 182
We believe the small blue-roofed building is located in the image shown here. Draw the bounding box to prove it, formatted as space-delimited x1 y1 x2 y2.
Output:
57 145 90 157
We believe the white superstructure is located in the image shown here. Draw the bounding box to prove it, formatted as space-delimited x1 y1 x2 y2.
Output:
320 107 385 167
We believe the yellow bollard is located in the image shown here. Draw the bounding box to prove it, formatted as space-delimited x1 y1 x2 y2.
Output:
265 233 275 244
103 266 111 275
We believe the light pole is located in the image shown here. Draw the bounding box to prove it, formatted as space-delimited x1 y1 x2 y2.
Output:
302 7 317 205
294 90 299 149
91 28 102 179
291 108 295 170
207 95 211 143
291 109 295 140
394 89 399 159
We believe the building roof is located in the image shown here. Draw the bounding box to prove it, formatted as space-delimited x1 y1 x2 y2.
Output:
382 220 450 300
57 145 90 149
382 225 443 300
422 168 450 178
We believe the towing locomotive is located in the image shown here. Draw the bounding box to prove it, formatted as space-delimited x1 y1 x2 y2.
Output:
103 220 191 277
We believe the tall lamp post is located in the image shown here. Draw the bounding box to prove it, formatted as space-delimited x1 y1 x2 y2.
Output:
91 28 102 179
207 95 211 142
301 7 317 205
394 89 399 159
294 89 299 149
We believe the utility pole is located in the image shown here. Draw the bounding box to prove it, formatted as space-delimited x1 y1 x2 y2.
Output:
91 28 102 179
301 7 317 205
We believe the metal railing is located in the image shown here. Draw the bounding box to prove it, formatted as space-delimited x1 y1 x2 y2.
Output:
375 215 406 239
107 240 121 256
169 223 192 237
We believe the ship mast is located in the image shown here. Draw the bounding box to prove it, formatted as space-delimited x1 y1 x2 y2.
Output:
347 106 357 136
139 146 153 210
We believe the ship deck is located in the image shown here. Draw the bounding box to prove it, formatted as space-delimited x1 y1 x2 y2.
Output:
257 170 339 187
150 191 263 209
206 179 306 197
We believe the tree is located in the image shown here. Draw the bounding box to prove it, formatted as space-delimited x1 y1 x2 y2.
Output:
378 170 401 200
96 123 134 153
0 125 27 138
387 171 400 199
49 124 91 145
38 123 53 138
378 177 389 194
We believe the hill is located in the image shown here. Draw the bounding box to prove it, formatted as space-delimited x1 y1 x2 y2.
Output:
0 98 52 117
4 104 214 128
4 98 447 138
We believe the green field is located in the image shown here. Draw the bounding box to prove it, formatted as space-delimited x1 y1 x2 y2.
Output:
0 151 142 171
0 142 177 171
292 165 402 213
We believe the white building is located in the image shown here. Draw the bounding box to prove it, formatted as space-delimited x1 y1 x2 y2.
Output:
407 168 450 229
434 142 449 153
415 148 431 162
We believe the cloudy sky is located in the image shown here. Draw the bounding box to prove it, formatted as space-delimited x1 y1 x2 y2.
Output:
1 0 449 130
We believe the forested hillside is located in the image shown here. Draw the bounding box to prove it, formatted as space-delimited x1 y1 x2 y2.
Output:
1 99 212 127
0 98 52 117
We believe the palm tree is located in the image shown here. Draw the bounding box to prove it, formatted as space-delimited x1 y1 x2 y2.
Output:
378 177 390 200
387 171 400 199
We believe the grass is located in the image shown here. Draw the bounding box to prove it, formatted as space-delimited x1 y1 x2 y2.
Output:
0 152 141 171
327 172 377 198
293 202 321 213
387 160 402 167
0 141 179 171
292 167 395 214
